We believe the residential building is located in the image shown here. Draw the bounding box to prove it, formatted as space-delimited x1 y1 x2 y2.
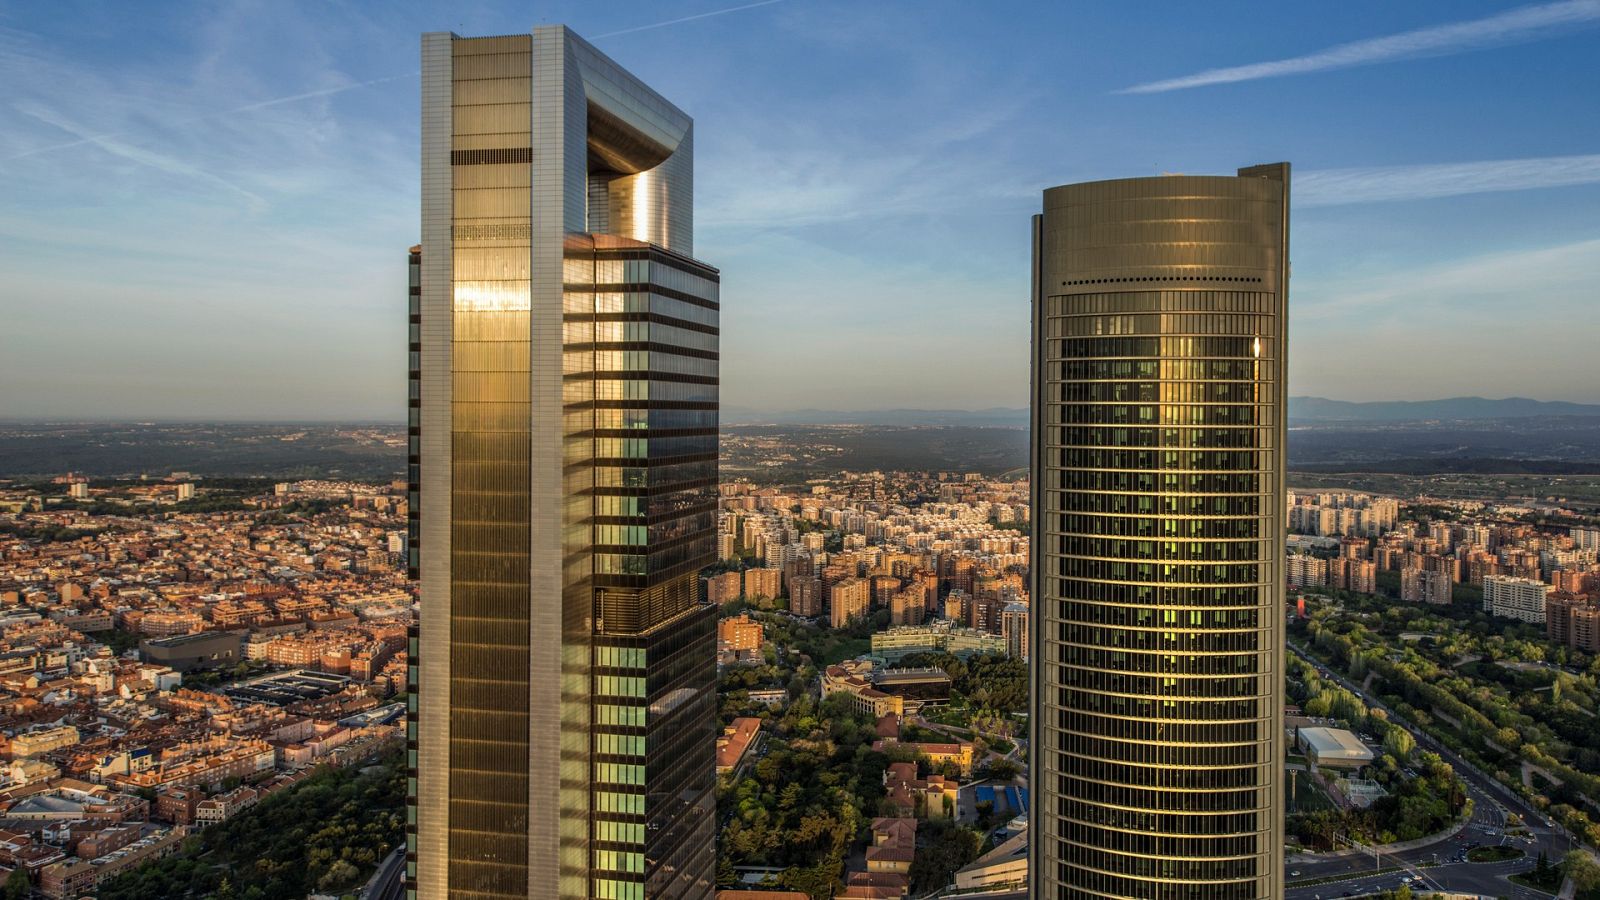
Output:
1000 601 1028 660
790 577 823 618
1401 567 1453 605
743 568 782 606
831 577 870 628
1286 553 1327 589
704 570 742 605
717 614 762 653
1484 574 1551 624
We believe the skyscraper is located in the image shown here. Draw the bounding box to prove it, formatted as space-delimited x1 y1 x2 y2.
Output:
410 27 718 900
1029 165 1288 899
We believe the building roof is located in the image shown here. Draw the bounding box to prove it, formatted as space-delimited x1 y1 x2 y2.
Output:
959 827 1028 874
1298 726 1374 762
716 717 761 772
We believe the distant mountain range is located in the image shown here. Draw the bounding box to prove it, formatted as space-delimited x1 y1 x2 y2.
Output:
723 407 1029 427
725 397 1600 427
1290 396 1600 422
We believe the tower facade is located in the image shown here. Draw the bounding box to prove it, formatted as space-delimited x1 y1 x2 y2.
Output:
1029 165 1288 899
411 27 718 900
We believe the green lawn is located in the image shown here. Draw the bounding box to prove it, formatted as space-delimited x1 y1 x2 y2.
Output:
1467 845 1524 863
1287 769 1335 813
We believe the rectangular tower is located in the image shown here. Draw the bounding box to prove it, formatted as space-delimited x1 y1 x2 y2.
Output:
1030 164 1288 899
411 27 718 900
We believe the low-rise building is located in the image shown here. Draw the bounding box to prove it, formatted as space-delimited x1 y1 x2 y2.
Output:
1296 726 1374 769
715 718 763 778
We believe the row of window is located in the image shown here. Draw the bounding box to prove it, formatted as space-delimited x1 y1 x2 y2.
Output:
1046 425 1268 449
575 408 718 431
1054 470 1262 494
1047 844 1264 882
1054 713 1262 745
1044 648 1264 676
595 762 645 786
593 819 645 845
587 435 718 459
594 538 714 577
1047 313 1272 338
1053 559 1262 584
1048 448 1264 472
563 291 718 327
1057 775 1265 815
1052 335 1267 359
561 257 719 303
1054 806 1263 845
595 646 646 669
1048 404 1269 427
596 704 646 728
1055 670 1266 700
1061 692 1264 723
1055 624 1263 653
595 790 645 815
1046 736 1268 770
595 733 645 757
1056 603 1260 630
594 675 646 698
567 351 717 378
1044 290 1274 315
1052 513 1261 539
593 459 717 489
1054 359 1264 381
1056 816 1267 851
1054 536 1263 562
565 319 719 352
1043 865 1267 899
585 380 716 403
1053 382 1269 405
593 878 645 900
1048 492 1262 516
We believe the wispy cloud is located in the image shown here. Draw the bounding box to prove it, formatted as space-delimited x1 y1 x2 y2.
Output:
14 100 265 207
1120 0 1600 93
593 0 786 39
1297 236 1600 320
4 72 416 162
1299 152 1600 206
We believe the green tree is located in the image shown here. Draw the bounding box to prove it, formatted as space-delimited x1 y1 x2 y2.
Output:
3 869 28 900
1565 850 1600 893
1382 727 1415 761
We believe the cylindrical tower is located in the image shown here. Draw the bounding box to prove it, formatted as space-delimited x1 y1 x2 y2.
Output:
1029 165 1288 900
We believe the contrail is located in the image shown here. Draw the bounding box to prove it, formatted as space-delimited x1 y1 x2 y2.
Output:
14 100 263 206
6 72 417 161
1119 0 1600 93
1298 152 1600 207
593 0 785 38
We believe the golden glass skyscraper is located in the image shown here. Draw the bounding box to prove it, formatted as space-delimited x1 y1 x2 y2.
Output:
1029 165 1288 899
409 27 718 900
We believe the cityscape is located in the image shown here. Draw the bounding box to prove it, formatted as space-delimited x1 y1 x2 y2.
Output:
2 3 1599 900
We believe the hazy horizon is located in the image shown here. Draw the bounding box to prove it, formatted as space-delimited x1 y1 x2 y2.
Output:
4 393 1600 426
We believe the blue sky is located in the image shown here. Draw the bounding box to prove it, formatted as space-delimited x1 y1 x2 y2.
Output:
2 0 1598 420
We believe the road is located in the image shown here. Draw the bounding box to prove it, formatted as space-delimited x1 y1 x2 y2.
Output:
1286 641 1576 899
362 845 406 900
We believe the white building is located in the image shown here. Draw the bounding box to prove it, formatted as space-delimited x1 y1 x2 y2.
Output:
1484 574 1550 624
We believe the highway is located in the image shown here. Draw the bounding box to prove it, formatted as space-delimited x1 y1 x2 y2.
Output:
1285 641 1575 899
